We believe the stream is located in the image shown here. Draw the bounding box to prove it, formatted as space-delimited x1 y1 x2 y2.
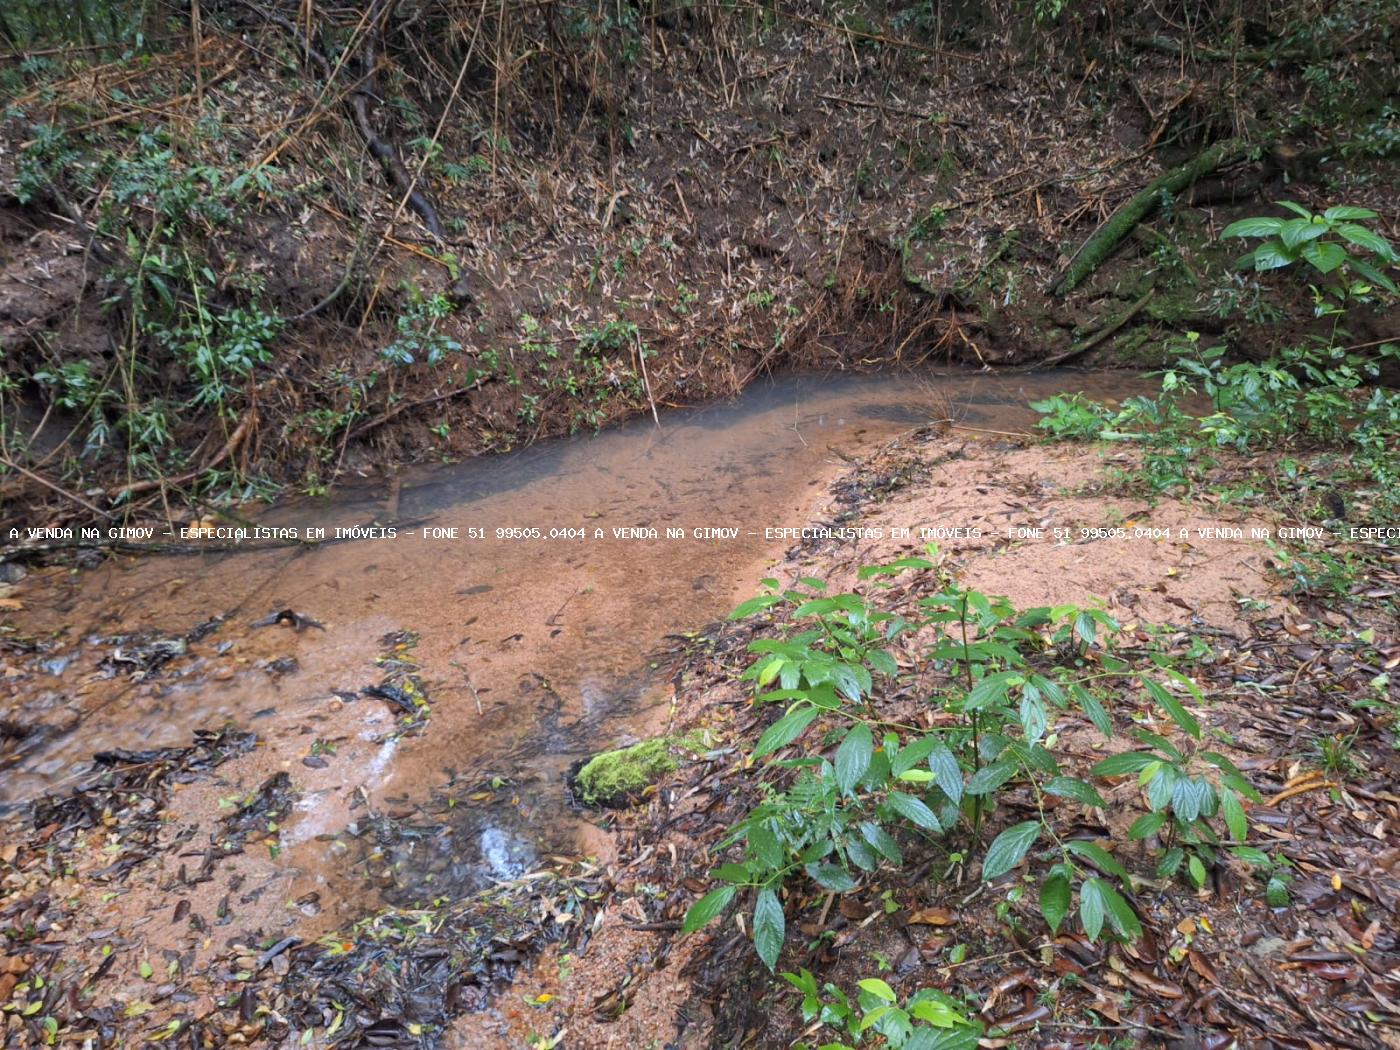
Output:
0 367 1154 922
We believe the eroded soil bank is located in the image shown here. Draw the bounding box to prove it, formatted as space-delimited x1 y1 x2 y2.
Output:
3 1 1397 530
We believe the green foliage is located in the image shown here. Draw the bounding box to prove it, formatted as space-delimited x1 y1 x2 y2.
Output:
681 555 1260 970
1034 198 1400 526
14 123 290 491
382 289 461 366
1093 699 1265 890
784 969 983 1050
1223 203 1398 294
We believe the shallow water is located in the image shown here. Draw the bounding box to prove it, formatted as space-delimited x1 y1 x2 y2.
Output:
0 367 1155 901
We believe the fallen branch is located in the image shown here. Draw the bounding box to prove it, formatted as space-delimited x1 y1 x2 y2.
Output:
347 376 494 441
351 2 446 241
1035 288 1156 368
1050 138 1254 297
0 457 114 520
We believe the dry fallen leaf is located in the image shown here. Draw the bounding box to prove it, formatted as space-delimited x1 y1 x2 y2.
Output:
906 906 957 926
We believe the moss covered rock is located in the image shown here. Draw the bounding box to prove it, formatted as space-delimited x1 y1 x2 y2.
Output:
572 737 680 807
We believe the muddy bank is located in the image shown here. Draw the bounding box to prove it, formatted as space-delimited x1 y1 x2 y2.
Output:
3 2 1397 528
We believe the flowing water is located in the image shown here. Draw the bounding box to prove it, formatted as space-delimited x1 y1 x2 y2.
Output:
0 368 1156 915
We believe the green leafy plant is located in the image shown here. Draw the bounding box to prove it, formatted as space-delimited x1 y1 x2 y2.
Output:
382 289 461 366
1090 686 1264 890
1223 203 1397 293
681 555 1257 971
783 971 983 1050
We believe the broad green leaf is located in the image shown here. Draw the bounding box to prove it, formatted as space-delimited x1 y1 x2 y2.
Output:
1045 776 1107 808
891 734 939 776
1080 877 1106 941
835 724 874 796
1278 200 1313 218
965 671 1020 711
859 1006 894 1031
730 594 781 619
748 821 784 871
1347 255 1400 294
928 744 963 805
1252 240 1297 270
1221 217 1283 238
845 834 878 872
906 1029 980 1050
1133 728 1184 763
753 706 820 759
1019 695 1047 744
1144 678 1200 739
965 758 1016 796
1231 845 1269 866
1127 810 1168 840
714 862 751 883
793 598 838 618
1278 217 1326 250
1187 855 1207 888
682 885 735 933
858 556 935 578
1301 239 1346 274
888 791 942 832
1065 839 1129 883
1322 204 1378 221
1039 873 1071 934
1220 771 1258 801
1200 750 1243 777
861 820 903 864
868 649 898 676
858 978 897 1002
1171 777 1204 823
1091 751 1156 777
1073 612 1096 646
1336 222 1396 260
1157 846 1185 877
981 820 1040 881
806 863 857 892
782 968 819 996
1030 673 1066 708
1221 787 1247 843
1100 881 1143 940
1266 876 1291 908
753 887 785 971
1145 762 1174 810
1072 684 1112 737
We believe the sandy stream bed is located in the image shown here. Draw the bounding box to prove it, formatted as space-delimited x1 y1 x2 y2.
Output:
2 427 1398 1049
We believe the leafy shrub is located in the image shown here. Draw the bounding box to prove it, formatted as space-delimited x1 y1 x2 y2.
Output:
681 557 1257 971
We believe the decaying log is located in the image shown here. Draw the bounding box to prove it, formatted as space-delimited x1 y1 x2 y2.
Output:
1051 138 1254 297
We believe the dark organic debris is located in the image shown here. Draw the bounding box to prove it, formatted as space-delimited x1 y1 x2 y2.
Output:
97 634 188 678
363 682 416 714
257 862 608 1047
251 608 326 631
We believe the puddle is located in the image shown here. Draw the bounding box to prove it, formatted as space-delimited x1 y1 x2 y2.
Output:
1 367 1158 906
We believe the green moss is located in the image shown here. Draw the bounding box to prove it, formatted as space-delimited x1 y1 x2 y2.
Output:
574 737 679 807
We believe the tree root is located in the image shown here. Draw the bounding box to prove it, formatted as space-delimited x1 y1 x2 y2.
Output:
107 411 255 502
